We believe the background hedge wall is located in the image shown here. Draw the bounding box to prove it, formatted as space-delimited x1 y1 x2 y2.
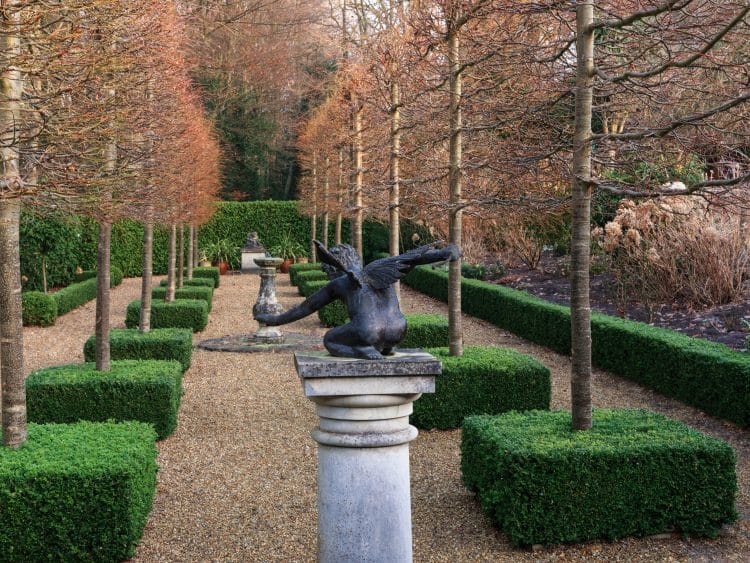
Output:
20 202 431 290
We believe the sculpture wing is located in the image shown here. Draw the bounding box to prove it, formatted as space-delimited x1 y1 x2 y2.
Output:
362 243 442 290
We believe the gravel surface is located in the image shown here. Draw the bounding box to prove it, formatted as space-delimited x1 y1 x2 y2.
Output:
22 274 750 562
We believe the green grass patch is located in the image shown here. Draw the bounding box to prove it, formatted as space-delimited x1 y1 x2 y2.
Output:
0 421 157 561
84 328 193 372
26 360 183 439
151 285 213 312
412 347 550 429
126 299 208 332
461 409 737 546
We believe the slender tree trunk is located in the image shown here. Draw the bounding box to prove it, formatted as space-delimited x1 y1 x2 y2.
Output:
177 223 184 288
311 153 318 261
570 0 595 431
41 255 47 293
187 224 194 280
95 221 111 371
166 223 176 302
0 0 26 447
336 147 344 245
0 199 26 447
447 27 463 357
353 103 364 259
193 226 199 267
140 212 153 333
390 78 402 300
323 157 330 248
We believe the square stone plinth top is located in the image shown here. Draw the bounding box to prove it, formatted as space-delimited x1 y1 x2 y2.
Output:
294 349 441 379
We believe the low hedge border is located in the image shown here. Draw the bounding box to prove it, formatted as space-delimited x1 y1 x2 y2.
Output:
401 314 449 348
26 360 184 440
300 279 327 298
404 266 750 427
21 291 58 327
289 262 322 286
412 347 551 429
126 299 208 332
191 266 220 288
318 300 348 327
22 266 125 325
461 409 737 545
0 421 157 561
296 269 329 295
151 286 213 312
160 277 215 289
84 328 193 372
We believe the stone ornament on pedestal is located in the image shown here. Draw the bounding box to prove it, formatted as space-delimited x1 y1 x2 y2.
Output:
252 256 285 344
295 350 441 563
241 231 267 272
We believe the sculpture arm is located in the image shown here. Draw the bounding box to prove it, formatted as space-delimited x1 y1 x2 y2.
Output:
400 243 460 270
255 280 342 326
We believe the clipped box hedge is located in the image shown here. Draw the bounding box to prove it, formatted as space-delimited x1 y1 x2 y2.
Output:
300 278 327 298
405 266 750 428
296 269 329 294
191 266 220 288
151 285 213 312
84 328 193 372
289 262 323 285
126 299 208 332
401 314 448 348
318 300 349 327
26 360 184 439
21 291 57 327
74 265 124 287
0 421 157 561
160 277 215 288
52 277 97 315
412 347 550 429
461 409 737 546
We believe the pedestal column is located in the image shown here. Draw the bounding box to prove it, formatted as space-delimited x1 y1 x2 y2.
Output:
295 351 441 563
252 257 284 343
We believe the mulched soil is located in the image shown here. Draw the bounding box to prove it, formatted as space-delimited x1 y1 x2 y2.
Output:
21 272 750 561
490 252 750 351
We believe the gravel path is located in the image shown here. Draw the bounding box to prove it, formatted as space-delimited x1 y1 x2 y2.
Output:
22 273 750 562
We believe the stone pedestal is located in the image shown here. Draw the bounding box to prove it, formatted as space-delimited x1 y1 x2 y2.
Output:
252 257 284 343
241 249 267 272
294 350 441 563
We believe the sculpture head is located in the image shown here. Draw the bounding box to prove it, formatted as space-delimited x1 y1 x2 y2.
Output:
321 244 362 280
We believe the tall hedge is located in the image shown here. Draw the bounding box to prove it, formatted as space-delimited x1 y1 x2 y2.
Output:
20 202 432 287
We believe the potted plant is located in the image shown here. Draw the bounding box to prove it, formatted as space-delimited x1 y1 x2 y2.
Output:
270 234 307 274
197 249 212 268
203 239 237 275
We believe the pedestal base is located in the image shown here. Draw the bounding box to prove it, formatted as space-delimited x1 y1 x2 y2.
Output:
295 351 441 563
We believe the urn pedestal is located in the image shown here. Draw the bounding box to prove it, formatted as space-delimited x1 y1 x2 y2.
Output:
294 350 441 563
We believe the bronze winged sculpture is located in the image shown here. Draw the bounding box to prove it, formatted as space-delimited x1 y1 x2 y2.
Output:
254 240 459 359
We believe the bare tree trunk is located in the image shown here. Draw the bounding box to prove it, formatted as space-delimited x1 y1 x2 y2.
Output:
41 255 47 293
193 226 199 267
140 212 153 333
322 156 330 248
95 221 111 371
177 223 184 288
0 0 26 448
166 223 176 302
0 199 26 447
187 223 194 280
353 103 364 259
336 147 344 245
570 0 595 431
311 153 318 262
447 27 463 357
390 78 402 300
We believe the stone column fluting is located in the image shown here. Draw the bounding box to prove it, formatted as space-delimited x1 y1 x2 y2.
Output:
294 350 441 563
252 256 284 343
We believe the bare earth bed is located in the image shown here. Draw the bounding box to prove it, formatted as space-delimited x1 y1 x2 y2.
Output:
22 273 750 562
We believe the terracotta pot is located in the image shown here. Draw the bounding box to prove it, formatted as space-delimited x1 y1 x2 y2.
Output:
279 258 294 273
214 261 229 275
